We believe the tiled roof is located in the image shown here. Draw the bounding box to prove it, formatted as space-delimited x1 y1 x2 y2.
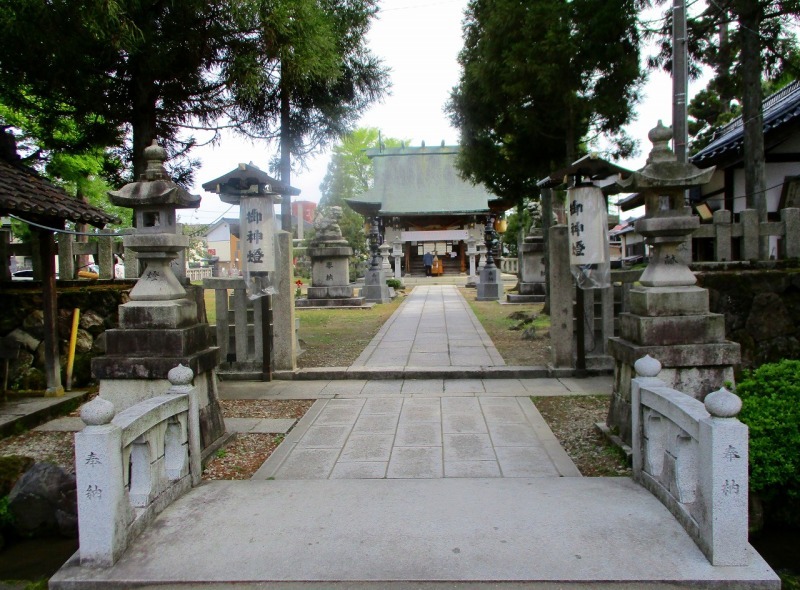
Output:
691 81 800 166
347 145 501 216
0 158 119 228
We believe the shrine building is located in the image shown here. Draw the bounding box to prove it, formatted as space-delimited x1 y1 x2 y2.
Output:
345 144 511 276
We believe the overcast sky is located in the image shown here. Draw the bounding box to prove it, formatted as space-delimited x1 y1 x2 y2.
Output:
181 0 688 225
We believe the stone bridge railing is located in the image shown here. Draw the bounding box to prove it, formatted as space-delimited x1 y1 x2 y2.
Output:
74 365 202 567
631 355 748 566
499 257 518 274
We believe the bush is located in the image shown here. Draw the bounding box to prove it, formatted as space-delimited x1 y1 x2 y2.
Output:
386 278 403 290
736 360 800 499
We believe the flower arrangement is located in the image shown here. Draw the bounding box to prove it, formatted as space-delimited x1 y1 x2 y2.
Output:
295 279 303 298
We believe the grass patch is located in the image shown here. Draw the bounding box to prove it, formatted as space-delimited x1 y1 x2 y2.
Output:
459 288 551 366
296 297 404 367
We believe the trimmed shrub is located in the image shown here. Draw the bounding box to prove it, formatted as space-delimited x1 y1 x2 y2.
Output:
736 360 800 499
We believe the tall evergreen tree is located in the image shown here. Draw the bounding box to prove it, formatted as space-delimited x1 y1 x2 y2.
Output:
447 0 645 204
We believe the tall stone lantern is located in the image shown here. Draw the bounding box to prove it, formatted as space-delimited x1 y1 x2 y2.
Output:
93 141 225 451
607 122 741 444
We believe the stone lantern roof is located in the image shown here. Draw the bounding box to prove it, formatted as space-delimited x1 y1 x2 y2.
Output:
616 121 715 192
108 141 200 209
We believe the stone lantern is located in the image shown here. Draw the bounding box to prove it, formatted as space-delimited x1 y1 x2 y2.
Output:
607 121 741 444
93 140 225 451
476 214 503 301
108 141 198 325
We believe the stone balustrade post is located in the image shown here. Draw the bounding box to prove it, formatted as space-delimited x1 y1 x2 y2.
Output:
97 233 115 280
74 397 129 567
699 386 748 565
740 209 759 261
781 207 800 259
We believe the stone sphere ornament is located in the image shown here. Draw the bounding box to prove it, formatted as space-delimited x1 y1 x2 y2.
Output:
81 396 116 426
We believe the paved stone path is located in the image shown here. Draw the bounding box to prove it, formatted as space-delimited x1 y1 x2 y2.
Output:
253 395 579 480
352 285 504 367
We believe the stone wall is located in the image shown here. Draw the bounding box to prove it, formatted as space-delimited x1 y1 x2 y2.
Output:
0 283 207 391
696 266 800 373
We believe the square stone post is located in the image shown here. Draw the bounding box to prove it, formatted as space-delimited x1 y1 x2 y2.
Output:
273 231 297 371
712 209 732 261
548 225 573 368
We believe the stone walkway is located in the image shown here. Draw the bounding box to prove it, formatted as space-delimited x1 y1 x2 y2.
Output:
351 285 504 367
253 395 579 480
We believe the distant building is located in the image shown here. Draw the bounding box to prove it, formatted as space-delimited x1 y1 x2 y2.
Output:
345 144 511 276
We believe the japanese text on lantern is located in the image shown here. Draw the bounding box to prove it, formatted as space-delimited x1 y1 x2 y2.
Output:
240 197 275 272
567 186 607 266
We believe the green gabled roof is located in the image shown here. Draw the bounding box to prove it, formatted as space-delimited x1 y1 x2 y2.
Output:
346 145 499 216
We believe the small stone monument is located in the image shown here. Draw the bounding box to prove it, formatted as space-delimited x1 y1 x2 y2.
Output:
508 200 547 303
607 121 741 444
361 216 390 303
476 215 504 301
297 207 365 307
92 141 225 451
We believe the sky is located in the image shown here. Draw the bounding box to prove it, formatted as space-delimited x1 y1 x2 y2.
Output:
180 0 691 226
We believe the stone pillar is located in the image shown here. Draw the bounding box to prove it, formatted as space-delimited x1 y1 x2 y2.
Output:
466 237 477 286
392 240 403 280
781 207 800 259
549 225 573 368
740 209 759 261
713 209 732 262
273 231 297 370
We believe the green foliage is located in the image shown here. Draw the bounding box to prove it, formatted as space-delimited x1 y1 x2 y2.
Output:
385 278 402 289
0 0 387 186
316 128 407 263
447 0 644 204
736 360 800 498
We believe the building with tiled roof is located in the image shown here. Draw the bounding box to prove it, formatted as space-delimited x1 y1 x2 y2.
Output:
345 144 511 276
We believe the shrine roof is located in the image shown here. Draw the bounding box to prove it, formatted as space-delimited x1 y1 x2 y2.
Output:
0 155 119 228
346 145 502 216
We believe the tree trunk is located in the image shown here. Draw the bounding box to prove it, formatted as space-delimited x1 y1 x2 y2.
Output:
280 82 293 233
737 0 768 259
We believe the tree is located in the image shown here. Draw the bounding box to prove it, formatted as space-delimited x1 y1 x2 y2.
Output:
447 0 645 205
649 0 800 258
0 0 387 195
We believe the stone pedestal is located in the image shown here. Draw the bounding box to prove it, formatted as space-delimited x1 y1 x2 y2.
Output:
476 264 503 301
508 233 546 303
362 268 390 303
607 121 739 444
608 285 740 444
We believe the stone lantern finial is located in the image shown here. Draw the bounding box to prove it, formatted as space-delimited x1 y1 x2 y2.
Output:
646 120 674 165
143 140 169 181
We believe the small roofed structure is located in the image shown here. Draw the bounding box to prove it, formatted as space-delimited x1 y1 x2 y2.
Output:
346 144 511 276
0 130 119 395
202 162 300 204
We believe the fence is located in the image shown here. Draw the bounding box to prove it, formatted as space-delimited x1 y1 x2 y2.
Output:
73 365 201 567
692 207 799 261
186 266 213 282
631 355 748 566
499 257 518 274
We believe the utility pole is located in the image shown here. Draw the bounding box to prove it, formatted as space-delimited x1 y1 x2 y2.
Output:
672 0 688 164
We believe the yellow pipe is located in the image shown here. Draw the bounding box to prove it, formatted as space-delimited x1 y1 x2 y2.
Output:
65 308 80 391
